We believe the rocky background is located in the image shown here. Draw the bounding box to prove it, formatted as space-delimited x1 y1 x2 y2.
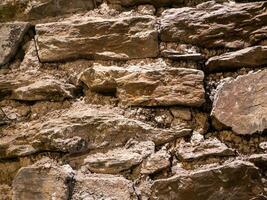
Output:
0 0 267 199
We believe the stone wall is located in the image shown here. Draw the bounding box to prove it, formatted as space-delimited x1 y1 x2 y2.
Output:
0 0 267 199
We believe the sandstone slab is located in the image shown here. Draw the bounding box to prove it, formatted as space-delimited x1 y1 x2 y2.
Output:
206 46 267 72
151 160 265 200
212 69 267 135
160 1 267 49
12 158 75 200
176 137 235 161
84 140 155 174
0 102 191 159
35 16 158 62
72 173 137 200
0 22 30 66
80 65 205 107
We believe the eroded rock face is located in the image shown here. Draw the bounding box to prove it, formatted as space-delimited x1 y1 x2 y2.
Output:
212 69 267 135
160 1 267 49
0 22 30 66
107 0 181 7
0 102 191 159
83 140 155 174
35 15 158 62
80 65 205 107
0 0 95 22
206 46 267 72
72 173 138 200
151 160 265 200
12 158 75 200
176 137 235 161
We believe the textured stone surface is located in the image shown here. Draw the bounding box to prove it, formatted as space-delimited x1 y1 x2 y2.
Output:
0 102 191 159
212 69 267 135
151 160 265 200
0 0 95 22
0 22 30 66
72 173 138 200
176 137 235 161
206 46 267 72
12 158 75 200
160 1 267 49
83 140 155 174
35 15 158 62
80 65 205 107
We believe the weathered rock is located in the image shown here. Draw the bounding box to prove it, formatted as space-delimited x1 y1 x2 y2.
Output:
160 1 267 49
0 72 77 101
151 160 265 200
80 65 205 107
212 69 267 135
176 137 235 161
107 0 181 7
249 154 267 171
0 102 191 159
35 15 158 62
0 22 30 66
11 78 77 101
0 0 95 22
206 46 267 72
72 173 138 200
83 140 155 174
161 50 204 61
12 158 75 200
141 147 171 175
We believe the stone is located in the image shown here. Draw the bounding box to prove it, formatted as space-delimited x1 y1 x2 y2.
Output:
0 102 191 159
249 154 267 171
0 22 30 66
211 69 267 135
176 137 235 161
137 4 156 15
11 78 77 101
160 1 267 49
206 46 267 72
72 173 138 200
141 147 171 175
0 0 95 22
12 158 75 200
35 15 158 62
79 65 205 107
107 0 182 7
161 50 204 61
83 140 155 174
151 160 265 200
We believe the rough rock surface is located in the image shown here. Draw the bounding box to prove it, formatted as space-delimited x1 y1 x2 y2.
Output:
72 173 138 200
151 160 265 200
80 65 205 107
12 158 75 200
83 140 155 174
212 69 267 135
35 15 158 62
160 1 267 49
206 46 267 72
0 22 30 66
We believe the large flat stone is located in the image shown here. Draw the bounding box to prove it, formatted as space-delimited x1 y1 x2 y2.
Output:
79 65 205 107
72 174 137 200
212 69 267 135
206 46 267 72
0 102 191 159
12 158 75 200
35 15 158 62
160 1 267 49
151 160 265 200
0 22 30 66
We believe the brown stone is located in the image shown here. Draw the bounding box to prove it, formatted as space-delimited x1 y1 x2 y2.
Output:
211 69 267 135
79 65 205 107
0 22 30 66
160 1 267 49
12 158 75 200
35 15 158 62
151 160 265 200
206 46 267 72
